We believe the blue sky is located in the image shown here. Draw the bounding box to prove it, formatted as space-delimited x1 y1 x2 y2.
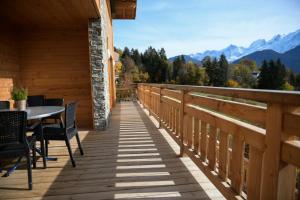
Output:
113 0 300 57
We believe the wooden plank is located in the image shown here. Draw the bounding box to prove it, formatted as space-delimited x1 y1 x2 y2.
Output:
176 109 180 136
200 121 207 162
281 140 300 167
193 118 199 154
161 89 182 100
218 130 229 180
230 133 244 194
186 93 266 127
261 103 282 199
151 87 160 94
283 112 300 137
161 96 181 108
247 146 263 200
186 115 193 148
207 125 217 170
179 90 186 156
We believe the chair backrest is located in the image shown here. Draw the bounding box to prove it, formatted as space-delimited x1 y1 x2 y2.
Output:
0 101 10 109
0 111 27 146
27 95 45 107
45 98 64 106
64 102 77 131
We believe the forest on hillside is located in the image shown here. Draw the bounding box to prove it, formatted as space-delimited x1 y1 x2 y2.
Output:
116 46 300 91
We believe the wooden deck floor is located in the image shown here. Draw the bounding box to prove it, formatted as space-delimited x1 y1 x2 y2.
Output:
0 102 225 200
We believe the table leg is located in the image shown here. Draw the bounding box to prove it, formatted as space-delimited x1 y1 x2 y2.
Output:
2 156 22 177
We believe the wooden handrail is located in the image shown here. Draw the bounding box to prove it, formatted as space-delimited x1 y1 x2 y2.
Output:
139 83 300 105
137 83 300 200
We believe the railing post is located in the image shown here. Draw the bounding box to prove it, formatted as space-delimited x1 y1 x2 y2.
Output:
179 89 187 157
149 86 152 116
158 87 162 129
261 103 296 200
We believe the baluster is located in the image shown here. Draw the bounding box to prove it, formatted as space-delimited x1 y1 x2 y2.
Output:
172 107 176 135
193 118 199 154
158 88 162 128
176 109 180 136
179 90 186 156
169 105 173 133
218 130 229 181
183 114 188 146
200 121 207 161
247 146 263 200
167 104 170 128
208 125 217 170
186 115 193 148
230 133 244 194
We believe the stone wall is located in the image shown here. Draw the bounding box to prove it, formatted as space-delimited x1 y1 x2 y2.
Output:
88 0 111 130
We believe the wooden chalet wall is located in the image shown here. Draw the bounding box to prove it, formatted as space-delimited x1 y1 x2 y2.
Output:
0 25 20 107
19 29 93 128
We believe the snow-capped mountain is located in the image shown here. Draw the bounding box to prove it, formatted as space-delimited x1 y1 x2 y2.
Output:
188 29 300 62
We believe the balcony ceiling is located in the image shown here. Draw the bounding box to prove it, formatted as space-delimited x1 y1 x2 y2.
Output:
0 0 100 29
112 0 137 19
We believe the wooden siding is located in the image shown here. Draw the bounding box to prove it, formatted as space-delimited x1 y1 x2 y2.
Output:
19 29 93 128
0 25 19 107
0 102 224 199
106 0 117 107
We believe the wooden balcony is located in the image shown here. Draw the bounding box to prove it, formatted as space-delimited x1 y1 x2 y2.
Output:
1 84 300 200
0 102 224 200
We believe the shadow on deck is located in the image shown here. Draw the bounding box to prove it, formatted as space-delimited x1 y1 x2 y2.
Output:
0 102 224 200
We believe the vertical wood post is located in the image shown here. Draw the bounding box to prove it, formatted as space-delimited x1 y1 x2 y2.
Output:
158 87 162 128
179 89 187 157
261 103 295 200
149 86 152 116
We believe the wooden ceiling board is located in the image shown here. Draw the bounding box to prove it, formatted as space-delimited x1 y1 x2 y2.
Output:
0 0 100 29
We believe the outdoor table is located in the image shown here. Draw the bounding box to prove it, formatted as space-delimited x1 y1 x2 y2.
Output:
26 106 65 120
0 106 65 119
0 106 65 170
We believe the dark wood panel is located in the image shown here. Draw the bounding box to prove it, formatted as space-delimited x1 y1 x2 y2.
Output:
0 26 20 106
0 0 99 29
20 29 93 128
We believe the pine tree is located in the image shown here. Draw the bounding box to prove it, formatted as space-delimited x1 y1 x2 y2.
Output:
121 47 130 60
258 60 271 89
258 59 286 89
204 57 215 86
217 54 229 86
172 55 186 82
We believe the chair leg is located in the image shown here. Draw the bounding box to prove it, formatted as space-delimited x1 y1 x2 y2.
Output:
65 139 76 167
26 151 33 190
40 139 47 169
75 132 84 156
32 142 37 169
45 140 48 157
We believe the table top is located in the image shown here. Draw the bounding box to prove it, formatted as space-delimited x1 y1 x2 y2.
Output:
0 106 65 120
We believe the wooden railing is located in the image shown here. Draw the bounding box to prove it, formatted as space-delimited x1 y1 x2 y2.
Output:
137 83 300 200
116 84 137 101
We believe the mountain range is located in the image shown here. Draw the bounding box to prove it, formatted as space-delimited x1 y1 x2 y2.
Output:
234 45 300 72
169 29 300 71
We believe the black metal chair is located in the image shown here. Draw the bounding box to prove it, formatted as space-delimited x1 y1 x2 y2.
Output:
0 101 10 109
0 111 36 190
27 95 45 107
42 102 83 167
43 98 64 126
